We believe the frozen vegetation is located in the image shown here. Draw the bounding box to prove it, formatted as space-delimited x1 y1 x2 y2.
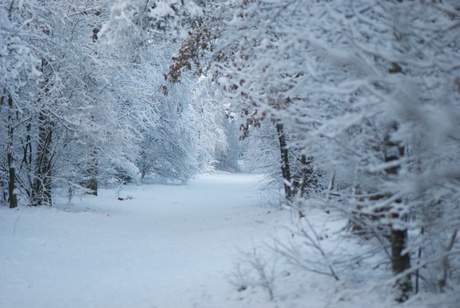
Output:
2 1 460 307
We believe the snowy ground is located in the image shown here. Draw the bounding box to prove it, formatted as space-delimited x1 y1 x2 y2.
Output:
0 173 287 307
0 172 449 308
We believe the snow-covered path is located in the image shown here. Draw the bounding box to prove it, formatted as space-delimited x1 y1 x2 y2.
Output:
0 173 286 308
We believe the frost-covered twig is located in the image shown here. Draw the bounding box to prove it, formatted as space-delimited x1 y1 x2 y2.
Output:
231 247 278 300
274 220 340 281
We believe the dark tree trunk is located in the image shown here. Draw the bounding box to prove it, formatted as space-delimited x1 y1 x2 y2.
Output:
384 122 412 302
32 111 53 206
7 95 17 208
21 122 34 200
85 149 98 196
391 228 411 300
298 155 315 198
276 123 292 201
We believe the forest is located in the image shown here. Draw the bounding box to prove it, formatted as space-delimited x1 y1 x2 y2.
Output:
1 0 460 306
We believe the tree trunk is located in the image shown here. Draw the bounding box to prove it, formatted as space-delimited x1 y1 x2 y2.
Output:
7 95 17 208
384 122 412 302
85 149 98 196
32 111 53 206
391 228 411 301
298 155 315 198
21 121 34 200
438 229 457 293
276 123 292 201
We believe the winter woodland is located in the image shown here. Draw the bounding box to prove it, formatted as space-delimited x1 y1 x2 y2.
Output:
1 0 460 306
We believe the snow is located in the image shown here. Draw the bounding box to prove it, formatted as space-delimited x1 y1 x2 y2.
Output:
0 172 448 307
0 172 288 308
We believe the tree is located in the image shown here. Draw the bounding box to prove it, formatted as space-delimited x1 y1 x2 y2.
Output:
99 0 221 183
1 0 42 206
1 0 146 203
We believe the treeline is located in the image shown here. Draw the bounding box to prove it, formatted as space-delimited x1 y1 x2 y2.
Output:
0 0 236 207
